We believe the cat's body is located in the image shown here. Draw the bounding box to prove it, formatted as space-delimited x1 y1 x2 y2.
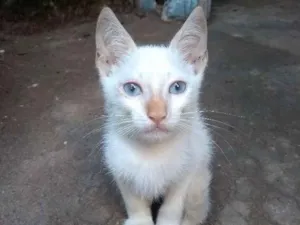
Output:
95 6 213 225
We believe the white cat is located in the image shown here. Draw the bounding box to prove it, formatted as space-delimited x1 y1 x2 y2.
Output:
95 6 213 225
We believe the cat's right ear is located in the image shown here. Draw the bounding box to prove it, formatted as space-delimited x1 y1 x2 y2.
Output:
169 6 208 75
95 7 136 77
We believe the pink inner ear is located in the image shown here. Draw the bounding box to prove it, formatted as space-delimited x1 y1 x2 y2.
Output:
104 55 117 66
111 57 117 65
187 54 206 75
185 54 198 74
192 56 201 64
186 52 199 64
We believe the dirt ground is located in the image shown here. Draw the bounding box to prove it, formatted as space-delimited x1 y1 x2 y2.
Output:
0 0 300 225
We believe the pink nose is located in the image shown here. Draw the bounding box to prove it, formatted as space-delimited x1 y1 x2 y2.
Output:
146 96 167 125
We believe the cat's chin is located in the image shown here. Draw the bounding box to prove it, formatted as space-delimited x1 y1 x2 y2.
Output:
139 132 171 143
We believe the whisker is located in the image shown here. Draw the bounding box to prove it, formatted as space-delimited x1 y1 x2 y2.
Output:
202 117 247 136
82 117 141 139
209 129 235 154
177 120 232 165
82 128 103 139
210 139 232 165
87 140 103 159
179 111 247 138
70 113 127 134
200 109 246 119
116 125 132 137
69 116 109 135
115 122 138 138
205 123 239 140
181 109 246 119
179 118 239 140
82 124 111 139
202 122 240 140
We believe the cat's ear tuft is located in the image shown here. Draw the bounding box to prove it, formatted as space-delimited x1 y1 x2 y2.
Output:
95 7 136 77
169 6 208 75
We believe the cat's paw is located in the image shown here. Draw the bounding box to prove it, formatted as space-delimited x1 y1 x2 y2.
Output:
156 218 181 225
181 219 205 225
123 216 154 225
181 212 208 225
156 221 180 225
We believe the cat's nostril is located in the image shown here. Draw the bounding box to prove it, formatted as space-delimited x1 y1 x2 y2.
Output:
148 114 166 124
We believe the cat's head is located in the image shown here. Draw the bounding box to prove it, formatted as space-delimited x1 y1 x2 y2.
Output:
95 6 208 143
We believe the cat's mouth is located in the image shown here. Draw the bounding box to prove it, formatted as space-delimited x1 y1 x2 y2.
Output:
144 125 169 134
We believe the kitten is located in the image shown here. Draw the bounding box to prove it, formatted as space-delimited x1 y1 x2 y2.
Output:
95 6 212 225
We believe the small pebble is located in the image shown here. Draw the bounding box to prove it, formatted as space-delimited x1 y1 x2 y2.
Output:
28 83 39 88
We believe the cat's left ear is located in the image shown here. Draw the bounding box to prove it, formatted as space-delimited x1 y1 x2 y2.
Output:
169 6 208 75
95 7 136 77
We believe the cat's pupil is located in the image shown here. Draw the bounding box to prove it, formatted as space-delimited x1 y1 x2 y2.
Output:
175 83 180 90
130 84 136 92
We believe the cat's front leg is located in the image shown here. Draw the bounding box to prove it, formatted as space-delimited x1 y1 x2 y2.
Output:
117 181 154 225
182 168 212 225
156 179 190 225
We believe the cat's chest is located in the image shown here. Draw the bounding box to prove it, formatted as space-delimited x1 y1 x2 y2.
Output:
105 139 190 198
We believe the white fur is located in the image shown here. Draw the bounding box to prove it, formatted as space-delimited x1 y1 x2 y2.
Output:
96 6 212 225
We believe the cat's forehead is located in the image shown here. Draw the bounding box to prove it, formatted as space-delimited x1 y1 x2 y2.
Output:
131 46 178 76
116 46 191 89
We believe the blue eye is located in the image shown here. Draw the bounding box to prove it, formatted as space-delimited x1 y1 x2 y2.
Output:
169 81 187 94
123 82 142 96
